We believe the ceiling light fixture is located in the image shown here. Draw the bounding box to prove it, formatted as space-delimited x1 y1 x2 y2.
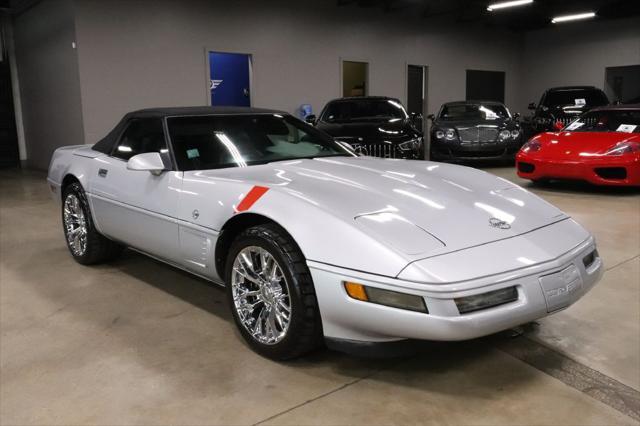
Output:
551 12 596 23
487 0 533 12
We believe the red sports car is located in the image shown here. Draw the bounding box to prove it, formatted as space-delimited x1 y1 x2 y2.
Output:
517 105 640 186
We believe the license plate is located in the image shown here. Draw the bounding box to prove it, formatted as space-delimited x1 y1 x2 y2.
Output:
539 264 583 312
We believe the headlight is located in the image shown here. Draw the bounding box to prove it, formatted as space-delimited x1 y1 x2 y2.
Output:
521 139 541 152
499 130 511 140
435 130 445 139
344 282 428 313
605 141 640 156
511 130 520 139
445 129 457 141
398 137 422 151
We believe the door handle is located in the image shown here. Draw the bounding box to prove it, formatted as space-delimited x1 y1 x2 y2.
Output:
98 168 108 178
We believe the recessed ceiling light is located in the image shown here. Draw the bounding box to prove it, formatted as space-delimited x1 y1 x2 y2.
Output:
487 0 534 12
551 12 596 23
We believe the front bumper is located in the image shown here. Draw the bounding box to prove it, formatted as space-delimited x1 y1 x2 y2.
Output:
517 152 640 186
309 226 602 344
430 140 521 162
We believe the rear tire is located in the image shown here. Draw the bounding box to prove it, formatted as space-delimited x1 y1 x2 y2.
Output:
225 223 323 360
61 182 123 265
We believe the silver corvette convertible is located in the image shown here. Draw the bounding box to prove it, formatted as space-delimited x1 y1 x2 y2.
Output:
47 107 603 359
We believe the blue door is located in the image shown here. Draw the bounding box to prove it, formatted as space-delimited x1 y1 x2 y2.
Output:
209 52 251 107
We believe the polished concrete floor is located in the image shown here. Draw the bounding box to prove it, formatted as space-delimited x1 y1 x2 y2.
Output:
1 167 639 425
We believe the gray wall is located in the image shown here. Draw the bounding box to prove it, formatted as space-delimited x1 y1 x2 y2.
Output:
520 16 640 111
72 0 524 144
13 0 84 170
13 0 640 168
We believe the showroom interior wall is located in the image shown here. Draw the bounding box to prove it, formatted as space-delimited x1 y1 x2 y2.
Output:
12 1 640 169
519 16 640 110
71 0 523 148
12 0 84 170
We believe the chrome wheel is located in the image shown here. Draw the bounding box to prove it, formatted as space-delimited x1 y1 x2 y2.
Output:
231 246 291 345
63 194 87 257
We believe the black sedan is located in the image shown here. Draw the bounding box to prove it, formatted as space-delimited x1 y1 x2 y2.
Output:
306 96 424 159
429 101 523 162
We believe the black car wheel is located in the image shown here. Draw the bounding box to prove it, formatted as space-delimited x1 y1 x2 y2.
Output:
225 223 323 360
61 182 123 264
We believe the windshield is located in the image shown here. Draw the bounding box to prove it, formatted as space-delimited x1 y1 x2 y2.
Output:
321 99 408 122
167 114 353 171
543 89 608 108
564 110 640 133
438 103 509 121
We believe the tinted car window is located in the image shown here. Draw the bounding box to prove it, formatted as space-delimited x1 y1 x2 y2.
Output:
565 110 640 133
439 103 509 120
321 99 408 122
113 118 167 161
167 114 352 171
543 89 608 108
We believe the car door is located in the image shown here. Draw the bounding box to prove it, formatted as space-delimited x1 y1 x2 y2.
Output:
88 117 182 263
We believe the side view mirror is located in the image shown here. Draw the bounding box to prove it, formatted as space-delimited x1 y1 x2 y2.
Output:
427 114 435 121
305 114 317 125
528 103 536 110
513 112 521 120
553 121 565 131
127 152 166 176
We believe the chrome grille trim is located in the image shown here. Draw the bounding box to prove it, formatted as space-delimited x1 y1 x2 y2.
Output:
457 126 499 143
349 143 397 158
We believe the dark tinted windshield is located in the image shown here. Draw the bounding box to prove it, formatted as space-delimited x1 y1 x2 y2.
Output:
438 103 509 121
543 89 608 108
321 99 408 122
168 114 352 171
564 110 640 133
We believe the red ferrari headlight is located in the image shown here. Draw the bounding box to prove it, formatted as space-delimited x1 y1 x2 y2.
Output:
605 141 640 156
521 140 541 153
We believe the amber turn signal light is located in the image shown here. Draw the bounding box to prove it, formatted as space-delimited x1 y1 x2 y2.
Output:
344 282 368 301
343 281 428 313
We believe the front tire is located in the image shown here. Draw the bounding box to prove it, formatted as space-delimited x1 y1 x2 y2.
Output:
61 182 123 265
225 223 323 360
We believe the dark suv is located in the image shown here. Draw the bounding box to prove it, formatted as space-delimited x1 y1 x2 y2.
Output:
525 86 609 136
306 96 424 159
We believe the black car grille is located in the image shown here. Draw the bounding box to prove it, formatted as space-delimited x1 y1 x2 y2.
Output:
349 142 398 158
557 117 575 127
457 126 499 143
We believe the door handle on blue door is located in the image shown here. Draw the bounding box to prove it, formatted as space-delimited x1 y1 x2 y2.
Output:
98 169 108 178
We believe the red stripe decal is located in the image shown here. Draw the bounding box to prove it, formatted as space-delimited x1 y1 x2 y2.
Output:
235 186 269 213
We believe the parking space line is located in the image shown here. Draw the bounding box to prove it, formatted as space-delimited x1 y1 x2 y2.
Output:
605 254 640 272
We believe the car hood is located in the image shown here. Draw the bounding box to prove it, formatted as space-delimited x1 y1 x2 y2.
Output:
534 131 640 158
196 157 566 259
316 119 417 142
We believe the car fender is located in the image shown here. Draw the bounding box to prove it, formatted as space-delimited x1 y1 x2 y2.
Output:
216 185 415 279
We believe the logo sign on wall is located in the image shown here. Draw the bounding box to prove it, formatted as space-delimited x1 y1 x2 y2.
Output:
210 79 223 90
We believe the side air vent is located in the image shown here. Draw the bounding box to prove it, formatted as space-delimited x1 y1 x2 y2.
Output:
595 167 626 180
518 162 535 173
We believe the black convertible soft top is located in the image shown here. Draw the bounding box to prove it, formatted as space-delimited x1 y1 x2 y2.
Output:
92 106 285 154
